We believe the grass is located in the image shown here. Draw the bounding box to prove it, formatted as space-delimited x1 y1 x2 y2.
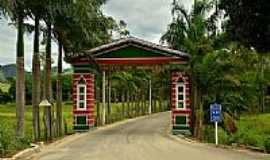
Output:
233 114 270 149
0 82 10 93
0 100 168 157
0 103 73 157
203 113 270 151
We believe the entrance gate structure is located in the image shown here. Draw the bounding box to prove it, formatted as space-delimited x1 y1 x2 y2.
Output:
65 37 192 133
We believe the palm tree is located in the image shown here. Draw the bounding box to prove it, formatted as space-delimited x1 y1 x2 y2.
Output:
161 0 217 139
27 0 46 141
0 0 27 138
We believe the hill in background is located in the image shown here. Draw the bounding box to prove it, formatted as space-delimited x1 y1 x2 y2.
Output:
0 64 73 83
0 64 16 82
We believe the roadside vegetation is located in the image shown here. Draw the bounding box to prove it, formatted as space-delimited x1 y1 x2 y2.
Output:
161 0 270 151
0 103 73 157
0 82 10 93
203 113 270 152
0 0 270 158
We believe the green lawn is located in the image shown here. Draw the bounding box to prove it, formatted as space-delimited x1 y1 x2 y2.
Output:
0 101 167 157
0 103 73 157
204 113 270 151
233 114 270 149
0 83 10 93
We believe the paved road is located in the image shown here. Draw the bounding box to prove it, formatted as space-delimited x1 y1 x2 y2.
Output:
32 112 269 160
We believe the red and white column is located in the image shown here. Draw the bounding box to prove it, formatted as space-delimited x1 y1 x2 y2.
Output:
171 72 192 133
72 73 95 130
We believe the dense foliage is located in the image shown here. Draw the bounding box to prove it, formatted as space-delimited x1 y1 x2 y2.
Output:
162 0 270 139
219 0 270 53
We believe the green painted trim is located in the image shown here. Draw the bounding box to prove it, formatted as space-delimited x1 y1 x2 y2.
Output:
73 64 97 73
99 46 166 58
172 129 191 136
74 125 95 131
172 126 190 130
74 125 90 130
175 115 187 125
74 69 92 73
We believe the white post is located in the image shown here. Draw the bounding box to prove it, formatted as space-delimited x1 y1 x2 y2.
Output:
215 121 218 146
102 70 106 125
149 79 152 114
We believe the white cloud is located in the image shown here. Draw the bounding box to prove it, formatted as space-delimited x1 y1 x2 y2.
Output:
103 0 193 43
0 18 62 71
0 0 193 69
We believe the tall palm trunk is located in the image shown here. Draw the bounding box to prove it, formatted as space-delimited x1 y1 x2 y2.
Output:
107 77 111 115
127 91 130 118
56 41 63 136
121 92 125 119
32 16 41 141
96 86 100 126
258 54 265 112
45 22 52 103
193 84 203 140
16 11 25 138
45 21 52 140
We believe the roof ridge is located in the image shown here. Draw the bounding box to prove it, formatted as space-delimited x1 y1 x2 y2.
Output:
65 37 190 61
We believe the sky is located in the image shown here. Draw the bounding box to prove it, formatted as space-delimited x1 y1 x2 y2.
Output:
0 0 192 70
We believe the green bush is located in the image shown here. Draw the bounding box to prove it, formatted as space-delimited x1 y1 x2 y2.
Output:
0 123 13 151
223 112 237 134
203 125 231 145
218 127 231 145
0 122 31 157
264 136 270 153
203 125 215 143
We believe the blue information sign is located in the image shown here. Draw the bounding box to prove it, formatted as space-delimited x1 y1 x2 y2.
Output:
210 103 222 122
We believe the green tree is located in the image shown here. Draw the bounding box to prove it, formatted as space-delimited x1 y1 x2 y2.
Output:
51 0 116 135
0 0 27 137
26 0 46 141
161 0 216 139
219 0 270 112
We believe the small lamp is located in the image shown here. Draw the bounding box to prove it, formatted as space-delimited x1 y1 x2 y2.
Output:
39 99 51 108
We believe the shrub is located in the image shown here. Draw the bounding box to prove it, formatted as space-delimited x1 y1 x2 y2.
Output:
203 125 231 145
0 123 13 151
0 122 31 157
223 112 237 134
203 125 215 143
264 136 270 153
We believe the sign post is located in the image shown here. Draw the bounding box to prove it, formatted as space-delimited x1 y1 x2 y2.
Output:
210 103 222 146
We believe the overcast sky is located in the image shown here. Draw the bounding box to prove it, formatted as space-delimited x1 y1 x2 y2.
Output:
0 0 192 70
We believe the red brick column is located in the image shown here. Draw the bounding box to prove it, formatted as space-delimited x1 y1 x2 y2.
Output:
171 72 192 133
73 73 95 130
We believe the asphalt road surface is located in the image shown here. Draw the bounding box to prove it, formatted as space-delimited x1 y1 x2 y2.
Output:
31 112 269 160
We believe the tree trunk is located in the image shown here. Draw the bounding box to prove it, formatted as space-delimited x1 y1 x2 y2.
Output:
56 41 63 137
135 92 139 117
45 21 52 140
102 71 106 125
121 92 125 119
107 77 111 115
193 84 199 137
114 89 117 103
16 11 25 138
96 85 100 126
258 54 265 113
127 91 130 118
193 85 203 140
142 94 146 115
32 16 41 141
